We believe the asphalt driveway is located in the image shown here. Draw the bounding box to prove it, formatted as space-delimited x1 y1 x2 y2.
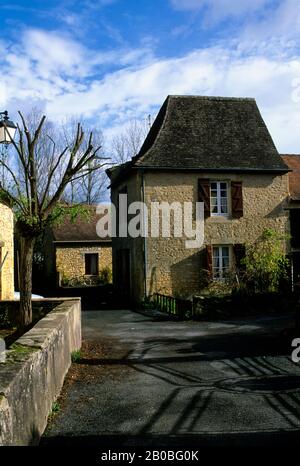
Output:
41 309 300 446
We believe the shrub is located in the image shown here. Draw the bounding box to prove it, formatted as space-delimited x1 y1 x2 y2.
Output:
60 273 70 287
240 229 290 294
200 279 233 297
99 266 112 284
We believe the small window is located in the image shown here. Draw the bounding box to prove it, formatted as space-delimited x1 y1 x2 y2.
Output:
210 181 228 216
85 253 99 275
212 246 230 280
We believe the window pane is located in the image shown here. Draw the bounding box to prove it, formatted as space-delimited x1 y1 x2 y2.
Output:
222 257 229 269
213 247 220 258
213 258 219 268
222 247 229 256
211 198 218 213
211 181 228 216
221 199 228 213
212 246 230 279
213 247 220 276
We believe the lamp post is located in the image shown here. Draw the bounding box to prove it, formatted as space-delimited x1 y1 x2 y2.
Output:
0 111 17 145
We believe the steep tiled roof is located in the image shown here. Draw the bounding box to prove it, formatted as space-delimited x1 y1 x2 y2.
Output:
136 96 288 170
281 155 300 200
52 204 111 242
107 95 289 187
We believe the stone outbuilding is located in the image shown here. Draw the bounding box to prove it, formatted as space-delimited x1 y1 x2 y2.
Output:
281 154 300 287
44 205 112 287
0 202 14 300
107 95 291 303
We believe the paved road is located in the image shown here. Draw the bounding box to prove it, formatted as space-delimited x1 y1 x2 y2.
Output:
42 310 300 446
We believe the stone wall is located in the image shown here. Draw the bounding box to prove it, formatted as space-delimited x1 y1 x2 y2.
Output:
144 171 290 299
0 298 81 446
56 244 112 281
0 203 14 300
111 171 145 303
111 170 290 303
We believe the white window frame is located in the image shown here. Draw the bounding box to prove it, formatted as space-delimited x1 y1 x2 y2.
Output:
210 181 229 217
212 245 231 280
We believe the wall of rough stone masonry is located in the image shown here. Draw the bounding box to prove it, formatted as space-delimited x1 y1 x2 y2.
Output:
144 171 290 299
0 298 81 446
111 171 145 303
0 203 14 300
56 244 112 280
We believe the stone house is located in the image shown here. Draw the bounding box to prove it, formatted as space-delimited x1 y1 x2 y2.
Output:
281 155 300 287
0 202 14 300
44 205 112 287
107 95 290 303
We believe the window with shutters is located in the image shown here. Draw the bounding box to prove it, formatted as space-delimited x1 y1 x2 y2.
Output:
231 181 243 219
212 245 231 280
210 181 229 216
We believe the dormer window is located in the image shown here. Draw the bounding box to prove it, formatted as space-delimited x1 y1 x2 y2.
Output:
210 181 228 216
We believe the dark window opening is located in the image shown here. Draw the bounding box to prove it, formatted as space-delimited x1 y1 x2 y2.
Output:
85 253 99 275
291 210 300 249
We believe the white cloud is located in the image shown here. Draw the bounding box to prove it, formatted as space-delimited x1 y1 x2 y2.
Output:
243 0 300 41
1 26 300 153
171 0 300 42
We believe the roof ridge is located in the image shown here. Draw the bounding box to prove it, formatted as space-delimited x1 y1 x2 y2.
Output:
168 95 256 101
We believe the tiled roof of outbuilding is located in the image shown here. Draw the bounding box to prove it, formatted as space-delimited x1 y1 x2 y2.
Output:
52 204 111 242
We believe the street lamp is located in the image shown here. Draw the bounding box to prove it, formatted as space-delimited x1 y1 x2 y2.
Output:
0 111 17 145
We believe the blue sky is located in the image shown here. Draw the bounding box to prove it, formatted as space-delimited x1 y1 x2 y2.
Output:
0 0 300 152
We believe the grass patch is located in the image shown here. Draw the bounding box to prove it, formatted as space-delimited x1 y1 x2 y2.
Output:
71 349 82 363
3 343 39 364
47 401 61 423
10 343 38 354
51 401 60 414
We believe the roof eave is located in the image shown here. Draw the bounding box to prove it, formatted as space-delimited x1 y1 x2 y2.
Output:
132 166 291 174
53 239 112 244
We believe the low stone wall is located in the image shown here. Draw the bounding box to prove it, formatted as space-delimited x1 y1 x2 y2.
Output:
0 298 81 446
0 299 64 327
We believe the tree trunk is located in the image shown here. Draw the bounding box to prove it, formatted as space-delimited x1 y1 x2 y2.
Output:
18 235 35 329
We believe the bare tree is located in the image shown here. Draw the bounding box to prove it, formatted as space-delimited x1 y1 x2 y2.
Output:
59 118 107 204
0 112 108 328
78 160 108 204
111 117 150 165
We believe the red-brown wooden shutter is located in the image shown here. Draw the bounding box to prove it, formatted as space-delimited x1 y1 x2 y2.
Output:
198 179 210 218
206 245 213 276
233 243 246 271
231 181 243 219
